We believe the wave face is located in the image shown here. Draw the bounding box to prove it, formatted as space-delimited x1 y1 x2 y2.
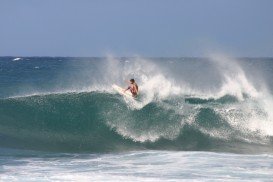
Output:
1 56 273 153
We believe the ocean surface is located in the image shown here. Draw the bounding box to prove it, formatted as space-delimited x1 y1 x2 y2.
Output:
1 56 273 181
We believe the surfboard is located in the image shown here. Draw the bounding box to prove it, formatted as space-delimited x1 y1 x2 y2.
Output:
112 84 135 99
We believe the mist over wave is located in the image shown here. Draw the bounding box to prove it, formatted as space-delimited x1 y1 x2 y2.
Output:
1 55 273 153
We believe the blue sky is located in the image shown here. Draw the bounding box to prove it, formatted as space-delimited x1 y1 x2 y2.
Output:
0 0 272 57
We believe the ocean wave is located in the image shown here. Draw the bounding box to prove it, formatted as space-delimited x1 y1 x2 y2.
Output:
0 91 273 153
1 55 273 153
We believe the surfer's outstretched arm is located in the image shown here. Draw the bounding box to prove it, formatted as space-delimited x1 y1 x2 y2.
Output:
124 87 130 92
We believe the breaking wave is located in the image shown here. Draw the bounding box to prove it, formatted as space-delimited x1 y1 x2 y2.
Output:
1 55 273 153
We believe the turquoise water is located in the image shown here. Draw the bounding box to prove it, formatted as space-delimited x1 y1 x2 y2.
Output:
1 56 273 181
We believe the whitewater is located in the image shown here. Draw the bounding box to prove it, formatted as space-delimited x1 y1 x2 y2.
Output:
1 55 273 181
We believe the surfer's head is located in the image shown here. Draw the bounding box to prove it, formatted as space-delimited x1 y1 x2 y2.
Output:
130 79 135 83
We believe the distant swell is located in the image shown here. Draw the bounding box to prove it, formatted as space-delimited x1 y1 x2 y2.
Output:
0 92 273 154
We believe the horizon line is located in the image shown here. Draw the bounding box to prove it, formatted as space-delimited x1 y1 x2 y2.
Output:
1 56 273 59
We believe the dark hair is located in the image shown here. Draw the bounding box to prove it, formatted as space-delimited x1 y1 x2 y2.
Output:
130 79 135 83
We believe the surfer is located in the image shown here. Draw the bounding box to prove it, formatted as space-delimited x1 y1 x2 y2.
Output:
124 79 138 97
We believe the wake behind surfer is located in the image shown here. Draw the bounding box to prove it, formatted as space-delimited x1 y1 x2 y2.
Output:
124 78 138 97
